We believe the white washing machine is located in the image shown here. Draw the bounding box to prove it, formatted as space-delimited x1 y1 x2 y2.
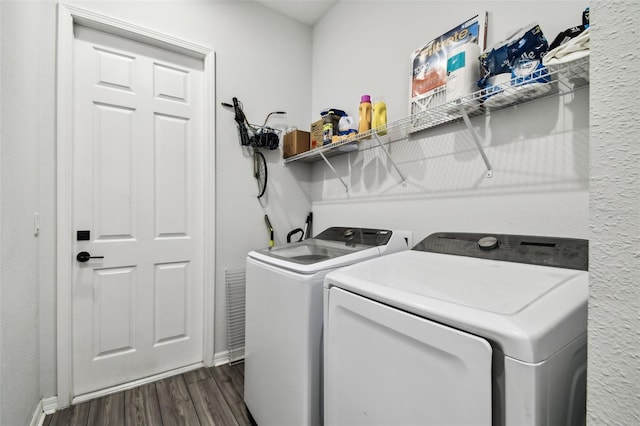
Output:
323 232 588 426
245 227 410 426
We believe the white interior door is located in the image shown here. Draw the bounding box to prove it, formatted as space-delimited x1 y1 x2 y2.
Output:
324 287 493 426
71 24 205 397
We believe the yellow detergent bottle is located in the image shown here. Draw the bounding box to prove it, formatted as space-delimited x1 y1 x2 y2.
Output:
372 99 387 136
358 95 372 139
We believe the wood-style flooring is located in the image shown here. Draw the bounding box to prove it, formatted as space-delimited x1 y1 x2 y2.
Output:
44 362 256 426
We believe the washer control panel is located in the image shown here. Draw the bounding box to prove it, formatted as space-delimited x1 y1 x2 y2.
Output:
315 227 393 247
477 236 499 250
414 232 588 270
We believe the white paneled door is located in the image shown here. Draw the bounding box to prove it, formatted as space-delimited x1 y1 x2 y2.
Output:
71 25 205 397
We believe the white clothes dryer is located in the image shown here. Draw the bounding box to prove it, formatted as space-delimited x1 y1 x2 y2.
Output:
245 227 409 426
323 232 588 426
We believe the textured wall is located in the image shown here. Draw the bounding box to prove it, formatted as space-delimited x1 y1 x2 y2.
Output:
589 1 640 424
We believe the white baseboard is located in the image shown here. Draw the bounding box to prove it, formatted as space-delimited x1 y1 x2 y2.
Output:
29 399 44 426
213 348 245 366
29 396 58 426
213 350 231 366
43 396 58 414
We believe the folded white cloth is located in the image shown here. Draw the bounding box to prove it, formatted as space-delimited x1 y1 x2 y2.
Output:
543 28 590 66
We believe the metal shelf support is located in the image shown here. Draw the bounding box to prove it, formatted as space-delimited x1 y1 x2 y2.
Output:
372 132 407 186
285 58 589 184
319 151 349 192
457 103 493 178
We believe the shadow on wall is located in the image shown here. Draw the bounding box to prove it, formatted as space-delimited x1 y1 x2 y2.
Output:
488 94 559 148
314 91 589 202
564 89 589 181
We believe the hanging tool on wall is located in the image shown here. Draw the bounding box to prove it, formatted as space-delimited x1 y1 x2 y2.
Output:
287 212 313 243
287 228 304 243
264 214 274 248
220 97 286 149
303 212 313 239
221 97 287 199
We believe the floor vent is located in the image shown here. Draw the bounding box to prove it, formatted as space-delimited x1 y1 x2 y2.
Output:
225 268 246 364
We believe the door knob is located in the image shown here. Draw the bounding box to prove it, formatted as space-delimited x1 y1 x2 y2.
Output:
76 251 104 262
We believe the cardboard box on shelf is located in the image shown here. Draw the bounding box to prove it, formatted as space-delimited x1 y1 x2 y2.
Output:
310 119 323 149
283 130 310 158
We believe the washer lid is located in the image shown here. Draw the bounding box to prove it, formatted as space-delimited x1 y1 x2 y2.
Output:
324 250 588 363
248 227 397 274
254 238 374 263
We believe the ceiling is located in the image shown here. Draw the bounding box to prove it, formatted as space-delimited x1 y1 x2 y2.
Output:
252 0 338 26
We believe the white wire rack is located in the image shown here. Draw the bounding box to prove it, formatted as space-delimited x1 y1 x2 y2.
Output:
284 57 590 175
225 268 246 364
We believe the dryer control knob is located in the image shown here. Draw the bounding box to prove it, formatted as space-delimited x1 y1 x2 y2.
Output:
478 236 499 250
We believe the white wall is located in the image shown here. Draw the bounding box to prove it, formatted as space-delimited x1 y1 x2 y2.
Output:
589 2 640 424
310 1 589 244
0 1 53 423
36 0 58 414
0 0 3 417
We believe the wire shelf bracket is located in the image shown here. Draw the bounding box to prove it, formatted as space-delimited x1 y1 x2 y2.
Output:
319 150 349 192
372 132 408 186
457 103 493 178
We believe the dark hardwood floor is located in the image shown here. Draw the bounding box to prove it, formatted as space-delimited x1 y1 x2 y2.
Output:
44 362 256 426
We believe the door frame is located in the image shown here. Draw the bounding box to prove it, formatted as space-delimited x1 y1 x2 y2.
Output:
56 3 216 408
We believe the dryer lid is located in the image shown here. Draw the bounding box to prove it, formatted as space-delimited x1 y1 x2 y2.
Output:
324 250 588 363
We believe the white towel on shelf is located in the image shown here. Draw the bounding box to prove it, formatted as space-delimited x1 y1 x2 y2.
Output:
543 28 590 66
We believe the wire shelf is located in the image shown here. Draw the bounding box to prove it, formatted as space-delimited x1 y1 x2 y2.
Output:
285 56 589 164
